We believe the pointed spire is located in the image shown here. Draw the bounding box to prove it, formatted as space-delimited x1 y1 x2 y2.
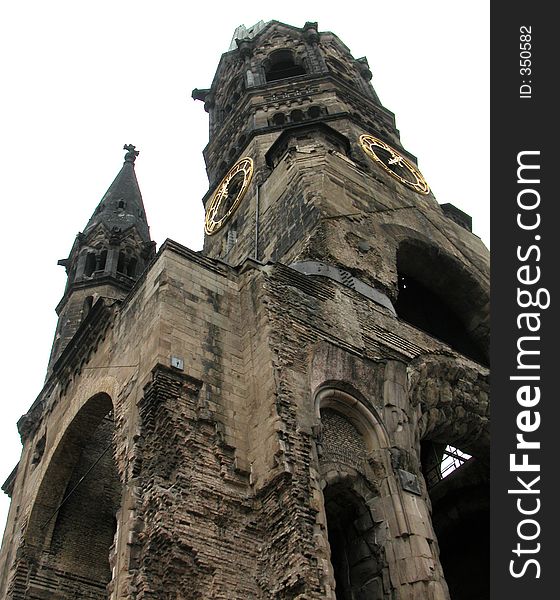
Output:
58 143 155 297
48 145 156 371
84 144 150 242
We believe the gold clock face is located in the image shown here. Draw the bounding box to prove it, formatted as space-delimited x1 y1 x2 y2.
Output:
359 134 430 195
205 157 254 235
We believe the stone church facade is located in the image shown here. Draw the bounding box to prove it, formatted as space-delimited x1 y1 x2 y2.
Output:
0 21 489 600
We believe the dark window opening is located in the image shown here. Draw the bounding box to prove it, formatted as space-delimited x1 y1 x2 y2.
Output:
290 109 304 123
266 50 306 82
395 273 486 364
98 250 107 272
421 440 446 489
324 484 384 600
308 105 321 119
126 258 137 278
117 200 126 210
116 252 126 274
272 112 286 126
84 252 96 277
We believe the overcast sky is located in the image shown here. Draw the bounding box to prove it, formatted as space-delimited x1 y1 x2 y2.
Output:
0 1 489 533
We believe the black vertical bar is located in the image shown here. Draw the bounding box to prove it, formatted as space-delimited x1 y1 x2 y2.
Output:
491 3 557 598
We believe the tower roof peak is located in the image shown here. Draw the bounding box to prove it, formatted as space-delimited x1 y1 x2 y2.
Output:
83 144 150 242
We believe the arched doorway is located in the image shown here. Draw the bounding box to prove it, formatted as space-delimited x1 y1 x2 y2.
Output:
315 393 389 600
324 483 384 599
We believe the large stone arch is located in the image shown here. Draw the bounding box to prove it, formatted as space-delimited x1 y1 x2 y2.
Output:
408 356 490 458
394 236 489 364
314 384 391 454
409 357 490 600
308 350 394 596
312 383 451 600
312 386 394 599
15 392 121 600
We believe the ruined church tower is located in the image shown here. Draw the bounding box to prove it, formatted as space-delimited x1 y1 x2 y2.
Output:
0 21 489 600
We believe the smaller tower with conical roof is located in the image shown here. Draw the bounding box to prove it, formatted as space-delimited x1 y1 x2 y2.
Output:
48 145 155 369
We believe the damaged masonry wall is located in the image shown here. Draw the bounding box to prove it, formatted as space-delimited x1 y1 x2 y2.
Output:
0 237 488 599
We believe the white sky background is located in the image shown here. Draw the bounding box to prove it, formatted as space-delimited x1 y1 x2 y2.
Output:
0 1 489 532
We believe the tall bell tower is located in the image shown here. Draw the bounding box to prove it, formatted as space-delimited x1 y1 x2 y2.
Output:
0 21 489 600
194 21 488 363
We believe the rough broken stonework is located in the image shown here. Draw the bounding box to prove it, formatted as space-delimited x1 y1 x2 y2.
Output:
0 21 489 600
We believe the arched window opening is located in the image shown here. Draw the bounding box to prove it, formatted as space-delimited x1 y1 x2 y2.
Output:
307 105 321 119
315 386 390 459
84 252 96 277
395 240 489 365
324 484 384 600
395 273 484 363
117 200 126 210
272 112 286 126
265 49 306 82
126 257 137 278
98 249 107 271
23 394 120 599
290 109 304 123
116 251 126 274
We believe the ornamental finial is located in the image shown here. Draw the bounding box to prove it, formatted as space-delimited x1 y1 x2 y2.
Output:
123 144 139 164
